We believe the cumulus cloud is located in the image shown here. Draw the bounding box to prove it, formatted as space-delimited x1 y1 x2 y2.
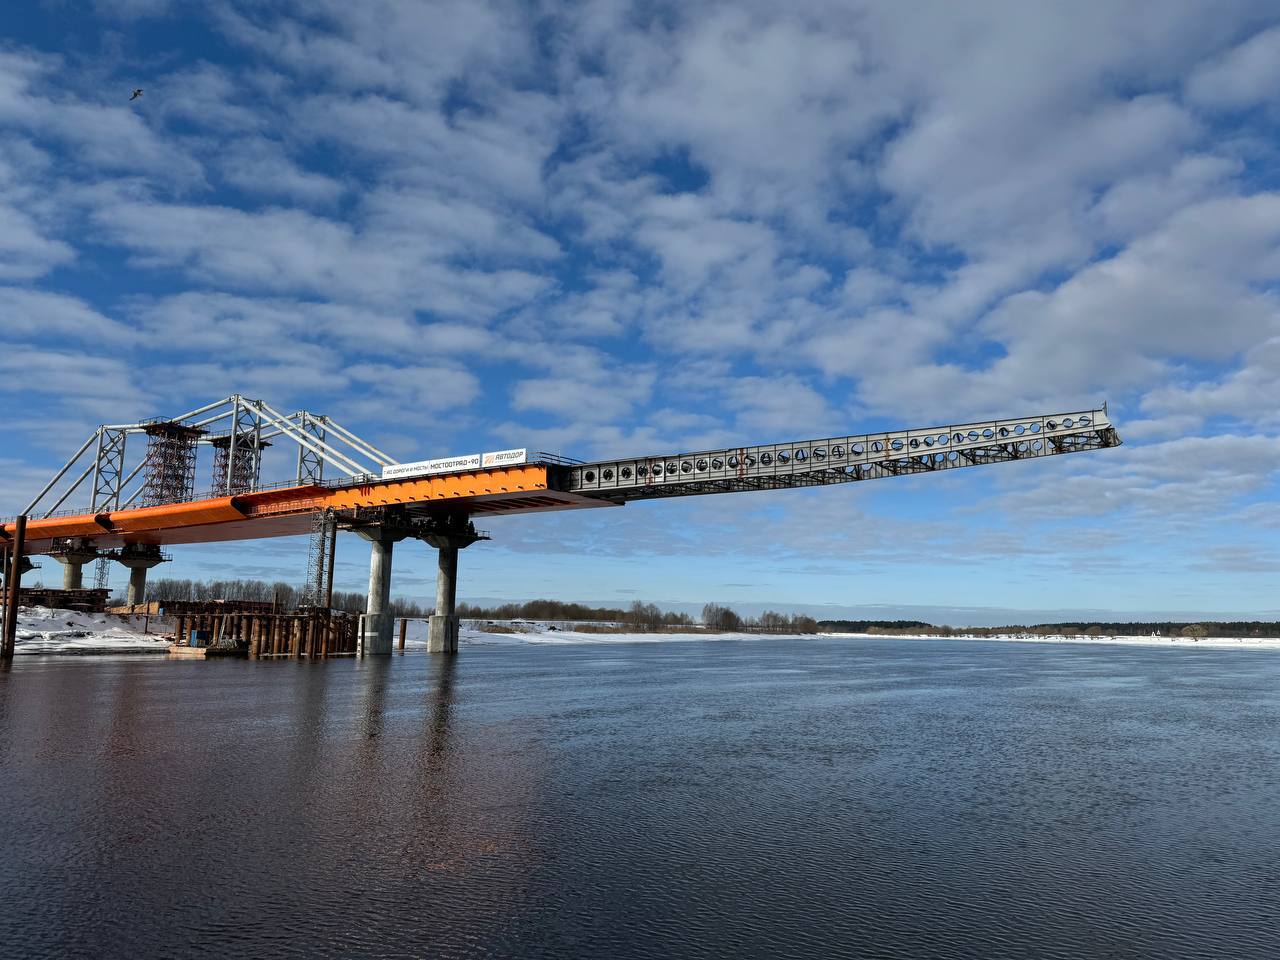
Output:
1186 25 1280 109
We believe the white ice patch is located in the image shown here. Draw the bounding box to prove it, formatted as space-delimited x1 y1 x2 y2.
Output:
9 606 171 655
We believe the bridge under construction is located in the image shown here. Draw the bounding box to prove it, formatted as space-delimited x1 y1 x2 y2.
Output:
0 395 1121 656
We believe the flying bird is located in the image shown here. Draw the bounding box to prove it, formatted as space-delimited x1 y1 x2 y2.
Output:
129 89 143 101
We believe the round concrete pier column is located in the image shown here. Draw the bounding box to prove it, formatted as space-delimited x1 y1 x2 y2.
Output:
359 537 394 656
62 560 85 591
427 542 459 654
127 566 148 606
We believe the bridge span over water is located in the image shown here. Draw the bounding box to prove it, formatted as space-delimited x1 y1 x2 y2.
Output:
1 396 1120 656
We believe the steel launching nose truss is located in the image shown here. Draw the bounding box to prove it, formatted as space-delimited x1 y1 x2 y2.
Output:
566 407 1119 501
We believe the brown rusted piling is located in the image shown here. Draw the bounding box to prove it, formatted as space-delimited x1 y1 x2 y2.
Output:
2 515 27 660
168 608 358 658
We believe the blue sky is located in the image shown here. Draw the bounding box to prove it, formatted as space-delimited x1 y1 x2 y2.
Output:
5 1 1280 622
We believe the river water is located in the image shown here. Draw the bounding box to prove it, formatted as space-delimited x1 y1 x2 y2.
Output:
1 637 1278 959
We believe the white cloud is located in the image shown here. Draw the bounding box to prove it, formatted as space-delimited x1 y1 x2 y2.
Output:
0 205 73 280
218 139 344 204
92 199 553 317
1186 25 1280 109
0 287 135 341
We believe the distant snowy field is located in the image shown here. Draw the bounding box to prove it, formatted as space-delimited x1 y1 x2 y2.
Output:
825 632 1280 651
405 620 760 647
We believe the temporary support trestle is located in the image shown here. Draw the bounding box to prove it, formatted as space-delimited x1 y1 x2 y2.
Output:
300 510 337 609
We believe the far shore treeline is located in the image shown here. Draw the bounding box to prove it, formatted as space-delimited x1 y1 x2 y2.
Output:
108 578 1280 638
130 578 822 632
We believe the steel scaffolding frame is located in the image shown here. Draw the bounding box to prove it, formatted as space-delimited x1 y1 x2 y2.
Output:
299 509 336 608
140 422 204 507
21 396 397 518
92 556 111 592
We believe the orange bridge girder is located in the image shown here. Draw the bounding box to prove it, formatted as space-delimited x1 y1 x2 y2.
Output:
1 464 615 553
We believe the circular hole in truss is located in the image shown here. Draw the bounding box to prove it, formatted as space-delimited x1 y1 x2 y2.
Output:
935 453 946 464
891 439 904 451
953 433 964 443
1030 423 1041 434
636 465 647 478
831 445 846 458
871 441 883 452
1079 416 1091 426
681 461 693 473
711 457 724 470
650 464 662 476
982 428 994 439
695 458 708 471
967 430 979 441
909 438 919 449
794 449 807 462
621 467 633 479
666 462 678 475
727 455 740 468
584 471 596 483
1014 424 1025 436
602 469 614 480
852 443 864 455
1017 441 1029 453
1062 417 1074 428
922 436 933 447
948 451 959 461
760 452 774 465
1046 421 1057 430
813 447 827 460
938 434 949 445
777 451 791 464
744 455 757 467
1033 439 1043 451
998 427 1009 437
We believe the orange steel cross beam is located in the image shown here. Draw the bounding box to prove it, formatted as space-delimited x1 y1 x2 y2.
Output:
1 464 614 553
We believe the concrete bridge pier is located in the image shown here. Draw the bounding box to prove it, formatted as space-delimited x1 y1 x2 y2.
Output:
49 539 99 590
429 540 460 654
424 518 483 655
116 544 166 607
356 525 408 656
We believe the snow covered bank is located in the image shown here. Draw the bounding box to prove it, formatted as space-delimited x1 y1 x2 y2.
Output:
401 619 763 647
8 606 171 655
823 631 1280 651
